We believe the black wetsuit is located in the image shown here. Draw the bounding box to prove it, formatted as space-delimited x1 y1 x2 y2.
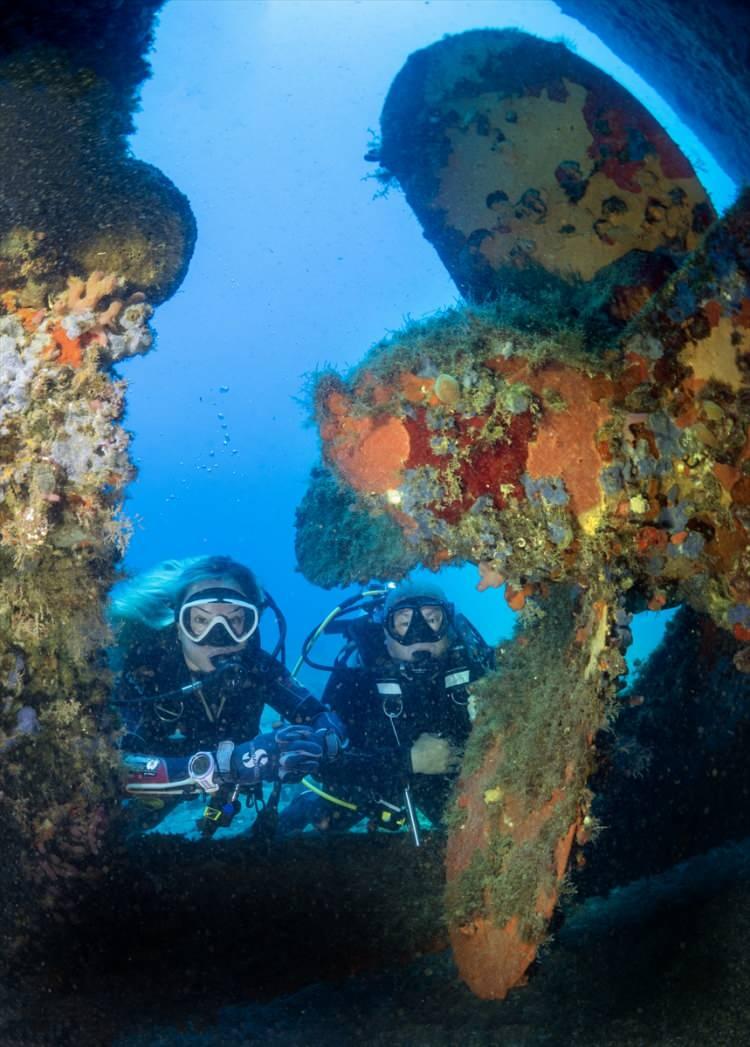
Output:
294 615 493 829
117 631 327 754
115 624 329 825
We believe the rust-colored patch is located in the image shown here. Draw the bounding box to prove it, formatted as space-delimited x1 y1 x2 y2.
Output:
447 738 583 999
732 298 750 329
636 526 668 553
331 416 410 494
674 399 700 429
505 583 534 611
321 389 411 494
583 79 695 185
731 475 750 507
525 365 611 519
457 412 533 512
714 462 741 494
704 300 722 328
609 284 653 322
622 352 651 386
49 324 83 368
324 390 350 418
400 372 438 405
449 915 537 1001
16 306 44 332
485 356 532 384
705 521 747 572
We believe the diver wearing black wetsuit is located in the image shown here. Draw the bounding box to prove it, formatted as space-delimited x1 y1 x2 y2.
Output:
118 630 328 759
113 559 342 830
279 581 494 833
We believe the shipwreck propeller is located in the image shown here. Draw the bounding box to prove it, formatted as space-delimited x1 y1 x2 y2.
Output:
296 29 748 999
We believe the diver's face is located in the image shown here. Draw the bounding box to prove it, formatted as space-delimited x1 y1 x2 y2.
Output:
390 604 445 637
179 577 250 673
385 603 450 664
187 602 248 641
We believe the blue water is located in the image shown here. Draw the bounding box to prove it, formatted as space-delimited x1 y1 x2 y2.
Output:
121 0 734 701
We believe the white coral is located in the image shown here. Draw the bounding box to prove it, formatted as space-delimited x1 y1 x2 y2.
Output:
102 300 153 362
0 317 46 434
50 404 130 484
61 310 97 340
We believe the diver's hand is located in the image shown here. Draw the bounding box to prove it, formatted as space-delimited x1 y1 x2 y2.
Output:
275 725 328 780
232 725 326 785
311 709 347 760
410 732 461 775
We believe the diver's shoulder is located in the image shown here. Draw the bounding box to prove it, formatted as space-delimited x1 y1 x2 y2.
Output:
120 623 179 670
249 646 278 669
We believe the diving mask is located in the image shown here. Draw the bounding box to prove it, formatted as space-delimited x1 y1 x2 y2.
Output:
384 598 451 647
178 587 259 647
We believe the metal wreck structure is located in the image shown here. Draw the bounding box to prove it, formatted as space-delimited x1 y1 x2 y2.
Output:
296 28 749 998
0 1 748 1019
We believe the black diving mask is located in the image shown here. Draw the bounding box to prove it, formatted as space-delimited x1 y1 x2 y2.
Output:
178 587 259 647
384 598 451 647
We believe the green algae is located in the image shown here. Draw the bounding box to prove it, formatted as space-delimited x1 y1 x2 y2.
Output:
0 44 195 306
444 584 620 938
295 467 416 587
0 4 194 968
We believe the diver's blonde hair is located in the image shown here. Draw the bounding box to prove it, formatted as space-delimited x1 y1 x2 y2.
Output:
109 555 263 630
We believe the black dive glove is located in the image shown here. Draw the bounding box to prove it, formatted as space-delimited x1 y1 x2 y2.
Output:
232 724 342 785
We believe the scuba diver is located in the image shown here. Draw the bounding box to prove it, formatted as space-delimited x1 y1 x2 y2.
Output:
278 579 494 839
111 555 344 835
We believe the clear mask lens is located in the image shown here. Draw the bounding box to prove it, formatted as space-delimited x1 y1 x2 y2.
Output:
178 597 259 646
386 601 448 646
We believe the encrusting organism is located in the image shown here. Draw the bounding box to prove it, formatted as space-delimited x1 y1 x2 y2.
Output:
0 272 156 941
296 29 749 998
0 1 195 969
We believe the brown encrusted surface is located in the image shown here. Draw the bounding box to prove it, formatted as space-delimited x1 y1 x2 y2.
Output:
0 278 155 962
445 586 619 998
377 29 713 304
0 3 196 306
302 192 750 642
558 0 750 186
298 27 749 1003
0 3 195 972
